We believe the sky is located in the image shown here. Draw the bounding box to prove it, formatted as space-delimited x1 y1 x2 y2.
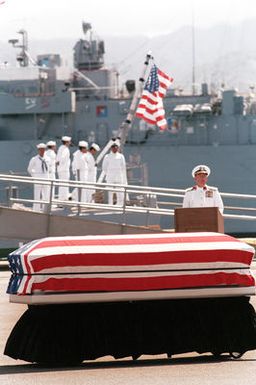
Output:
0 0 256 41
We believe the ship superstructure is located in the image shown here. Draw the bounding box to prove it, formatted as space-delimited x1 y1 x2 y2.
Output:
0 23 256 233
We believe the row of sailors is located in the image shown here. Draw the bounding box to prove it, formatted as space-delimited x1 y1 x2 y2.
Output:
27 136 127 211
71 140 100 204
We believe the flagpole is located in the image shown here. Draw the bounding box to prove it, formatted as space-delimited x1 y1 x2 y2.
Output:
118 51 153 148
96 52 153 182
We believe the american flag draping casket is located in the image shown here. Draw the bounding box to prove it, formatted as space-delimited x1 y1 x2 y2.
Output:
7 232 255 304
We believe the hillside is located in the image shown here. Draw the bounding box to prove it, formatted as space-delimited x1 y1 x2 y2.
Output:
1 20 256 92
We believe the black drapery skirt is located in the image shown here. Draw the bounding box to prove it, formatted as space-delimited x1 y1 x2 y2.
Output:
4 296 256 365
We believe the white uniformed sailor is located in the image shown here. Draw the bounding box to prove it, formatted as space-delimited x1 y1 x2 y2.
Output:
74 141 89 202
71 141 87 202
182 164 224 214
102 140 127 206
27 143 50 212
85 143 100 203
56 136 71 201
45 141 57 180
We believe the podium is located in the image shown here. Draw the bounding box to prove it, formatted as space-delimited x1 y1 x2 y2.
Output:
175 207 224 233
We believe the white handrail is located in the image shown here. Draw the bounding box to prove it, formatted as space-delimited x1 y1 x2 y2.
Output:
1 173 256 226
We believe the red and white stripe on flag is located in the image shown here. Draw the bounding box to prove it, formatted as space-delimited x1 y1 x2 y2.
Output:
136 66 173 131
7 232 255 297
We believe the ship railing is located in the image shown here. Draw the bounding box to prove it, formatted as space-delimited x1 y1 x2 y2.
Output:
1 173 256 228
0 173 178 228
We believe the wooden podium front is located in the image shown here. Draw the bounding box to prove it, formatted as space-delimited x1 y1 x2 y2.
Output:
174 207 224 233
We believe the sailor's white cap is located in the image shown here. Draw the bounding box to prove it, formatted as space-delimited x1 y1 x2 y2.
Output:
78 140 88 148
111 139 120 147
192 164 211 177
36 143 46 149
61 135 71 142
91 143 100 151
46 140 56 147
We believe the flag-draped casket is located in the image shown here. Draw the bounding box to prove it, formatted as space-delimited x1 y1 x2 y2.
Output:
5 232 256 365
7 232 255 303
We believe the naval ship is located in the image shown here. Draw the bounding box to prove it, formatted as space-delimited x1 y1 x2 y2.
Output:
0 23 256 233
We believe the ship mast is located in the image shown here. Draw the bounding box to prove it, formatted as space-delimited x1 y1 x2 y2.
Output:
8 29 29 67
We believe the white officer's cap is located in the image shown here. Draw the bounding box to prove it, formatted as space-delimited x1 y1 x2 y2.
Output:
78 140 88 148
36 143 46 149
192 164 211 177
61 136 71 142
46 140 56 147
91 143 100 151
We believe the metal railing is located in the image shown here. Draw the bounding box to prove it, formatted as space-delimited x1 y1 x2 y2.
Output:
1 173 256 229
0 174 177 226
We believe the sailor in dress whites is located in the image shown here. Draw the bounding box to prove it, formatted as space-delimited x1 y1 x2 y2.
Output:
45 141 57 180
56 136 71 201
86 143 100 203
27 143 50 212
102 141 127 206
182 165 224 213
74 141 89 202
71 141 87 201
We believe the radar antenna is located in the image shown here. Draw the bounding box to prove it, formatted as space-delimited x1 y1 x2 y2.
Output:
8 29 29 67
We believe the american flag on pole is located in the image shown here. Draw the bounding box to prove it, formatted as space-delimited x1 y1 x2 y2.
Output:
7 232 255 304
136 64 173 131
